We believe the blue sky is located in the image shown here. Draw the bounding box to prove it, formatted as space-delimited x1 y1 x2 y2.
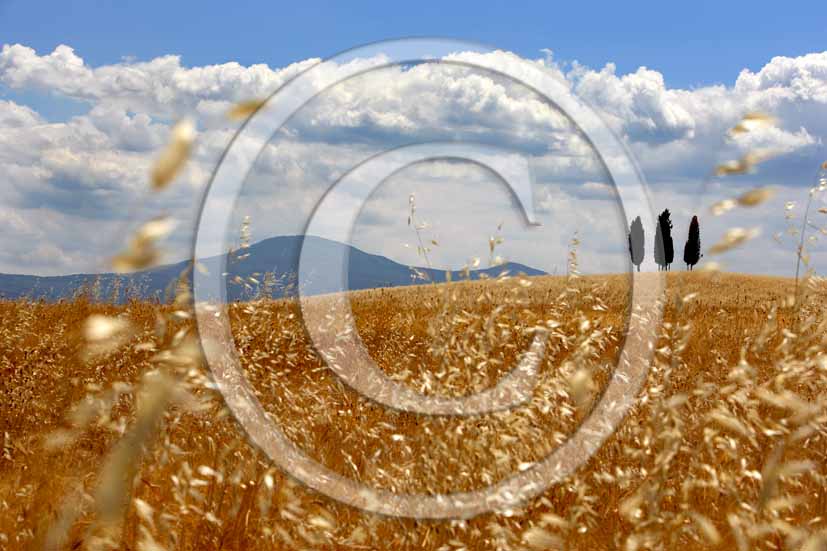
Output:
0 1 826 277
1 0 824 89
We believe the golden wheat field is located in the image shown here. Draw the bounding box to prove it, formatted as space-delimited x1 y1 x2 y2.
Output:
2 271 827 550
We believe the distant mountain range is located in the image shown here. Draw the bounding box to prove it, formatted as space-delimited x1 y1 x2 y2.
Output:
0 235 546 302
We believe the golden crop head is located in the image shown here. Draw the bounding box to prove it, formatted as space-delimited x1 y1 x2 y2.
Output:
708 227 760 254
111 216 176 272
715 148 777 176
729 111 776 136
737 186 774 207
226 98 268 121
150 119 196 191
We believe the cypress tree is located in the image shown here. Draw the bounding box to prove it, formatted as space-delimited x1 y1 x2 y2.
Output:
654 209 674 271
628 216 644 272
683 215 701 270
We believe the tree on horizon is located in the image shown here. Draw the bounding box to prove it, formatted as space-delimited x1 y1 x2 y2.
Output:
654 209 674 271
683 215 702 270
628 216 644 272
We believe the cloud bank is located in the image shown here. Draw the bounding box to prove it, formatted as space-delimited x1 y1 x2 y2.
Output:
0 43 825 276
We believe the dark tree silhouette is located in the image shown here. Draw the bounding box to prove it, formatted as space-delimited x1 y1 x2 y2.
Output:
683 215 702 270
654 209 674 271
628 216 645 272
665 224 674 270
